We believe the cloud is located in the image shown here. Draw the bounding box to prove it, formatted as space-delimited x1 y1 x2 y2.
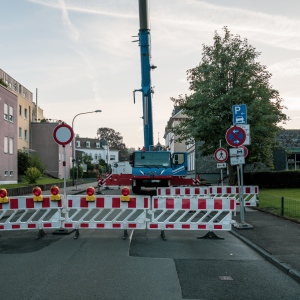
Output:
58 0 79 41
269 58 300 77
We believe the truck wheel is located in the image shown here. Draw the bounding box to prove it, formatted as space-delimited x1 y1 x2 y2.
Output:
132 183 141 194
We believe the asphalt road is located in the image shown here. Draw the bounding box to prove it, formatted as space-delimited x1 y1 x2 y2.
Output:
0 187 299 300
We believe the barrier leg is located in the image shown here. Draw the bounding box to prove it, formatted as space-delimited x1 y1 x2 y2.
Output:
36 229 46 240
122 229 128 240
161 230 166 241
74 229 80 240
197 231 224 240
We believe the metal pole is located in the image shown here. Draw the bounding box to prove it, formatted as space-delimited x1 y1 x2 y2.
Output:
71 110 102 188
240 163 245 223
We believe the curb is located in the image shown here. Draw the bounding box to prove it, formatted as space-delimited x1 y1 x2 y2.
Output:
230 230 300 284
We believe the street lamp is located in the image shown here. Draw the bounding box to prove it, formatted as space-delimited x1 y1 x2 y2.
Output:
72 110 102 186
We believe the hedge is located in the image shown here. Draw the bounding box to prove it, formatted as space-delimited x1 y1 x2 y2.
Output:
244 171 300 188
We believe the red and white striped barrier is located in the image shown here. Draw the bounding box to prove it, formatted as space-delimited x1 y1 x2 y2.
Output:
0 196 62 231
157 186 259 207
157 187 209 196
64 195 150 230
148 196 236 231
97 173 112 188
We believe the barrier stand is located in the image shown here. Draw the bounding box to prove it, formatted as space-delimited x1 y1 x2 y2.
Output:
197 225 224 240
32 187 47 239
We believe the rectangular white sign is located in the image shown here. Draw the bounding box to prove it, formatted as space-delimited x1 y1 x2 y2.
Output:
217 162 227 168
230 148 244 157
239 124 250 145
230 156 245 165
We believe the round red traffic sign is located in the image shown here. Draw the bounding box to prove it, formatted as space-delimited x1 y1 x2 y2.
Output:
225 126 246 147
214 148 228 162
53 123 74 146
239 146 248 157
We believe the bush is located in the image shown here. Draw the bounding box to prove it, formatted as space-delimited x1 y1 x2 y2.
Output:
24 167 42 184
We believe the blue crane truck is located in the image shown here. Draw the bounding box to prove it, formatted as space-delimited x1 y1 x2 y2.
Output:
130 0 190 193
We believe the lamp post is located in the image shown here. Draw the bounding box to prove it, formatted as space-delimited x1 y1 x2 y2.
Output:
72 110 102 186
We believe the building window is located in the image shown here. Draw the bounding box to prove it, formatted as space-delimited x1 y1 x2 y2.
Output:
86 141 90 148
24 130 28 141
4 171 9 176
24 108 28 119
76 141 80 147
110 155 116 161
4 103 8 120
9 138 13 154
10 171 13 176
19 127 22 139
95 154 98 160
19 105 22 116
96 142 100 148
4 137 8 153
9 106 14 122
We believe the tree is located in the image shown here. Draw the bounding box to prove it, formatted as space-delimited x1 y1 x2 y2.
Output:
97 127 129 161
171 27 288 184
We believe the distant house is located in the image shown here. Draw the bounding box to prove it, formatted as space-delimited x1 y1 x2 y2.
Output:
75 136 119 166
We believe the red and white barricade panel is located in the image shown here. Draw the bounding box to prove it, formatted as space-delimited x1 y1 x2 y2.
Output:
148 196 236 231
0 196 62 231
64 195 150 230
208 186 259 207
158 186 259 207
157 187 209 196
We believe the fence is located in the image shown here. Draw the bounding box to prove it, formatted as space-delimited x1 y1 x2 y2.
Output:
258 194 300 222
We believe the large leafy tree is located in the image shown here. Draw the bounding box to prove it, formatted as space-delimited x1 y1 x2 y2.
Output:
97 127 129 161
171 27 288 184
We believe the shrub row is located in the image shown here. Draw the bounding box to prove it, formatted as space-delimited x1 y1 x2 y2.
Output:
244 171 300 188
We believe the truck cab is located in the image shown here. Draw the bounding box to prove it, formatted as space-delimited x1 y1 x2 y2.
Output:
130 150 187 193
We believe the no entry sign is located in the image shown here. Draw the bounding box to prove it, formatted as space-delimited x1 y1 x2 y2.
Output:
225 126 246 147
53 123 74 146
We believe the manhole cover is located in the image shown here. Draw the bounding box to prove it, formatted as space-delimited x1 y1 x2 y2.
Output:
219 276 233 281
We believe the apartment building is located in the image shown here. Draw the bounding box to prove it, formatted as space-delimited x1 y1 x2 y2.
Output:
0 84 18 183
0 69 44 153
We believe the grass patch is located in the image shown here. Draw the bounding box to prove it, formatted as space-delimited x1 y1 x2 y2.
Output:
258 188 300 221
0 177 68 189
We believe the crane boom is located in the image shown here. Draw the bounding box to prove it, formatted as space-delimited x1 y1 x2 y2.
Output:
138 0 153 150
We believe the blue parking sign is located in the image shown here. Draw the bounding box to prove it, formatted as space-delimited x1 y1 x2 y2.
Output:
232 104 247 124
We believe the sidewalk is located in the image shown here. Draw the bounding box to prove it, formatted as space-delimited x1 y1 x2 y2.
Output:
232 208 300 284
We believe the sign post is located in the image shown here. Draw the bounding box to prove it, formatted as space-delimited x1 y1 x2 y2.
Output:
226 121 253 229
53 123 74 234
214 141 228 186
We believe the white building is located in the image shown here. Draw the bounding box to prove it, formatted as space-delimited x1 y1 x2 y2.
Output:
75 136 119 165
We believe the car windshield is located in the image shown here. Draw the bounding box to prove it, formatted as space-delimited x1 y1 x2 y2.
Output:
134 152 171 168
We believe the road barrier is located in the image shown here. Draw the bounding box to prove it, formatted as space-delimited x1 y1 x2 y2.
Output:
157 186 259 207
64 195 150 239
0 196 62 238
0 191 237 240
148 196 236 239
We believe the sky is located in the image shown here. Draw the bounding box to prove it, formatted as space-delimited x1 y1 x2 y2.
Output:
1 0 300 149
